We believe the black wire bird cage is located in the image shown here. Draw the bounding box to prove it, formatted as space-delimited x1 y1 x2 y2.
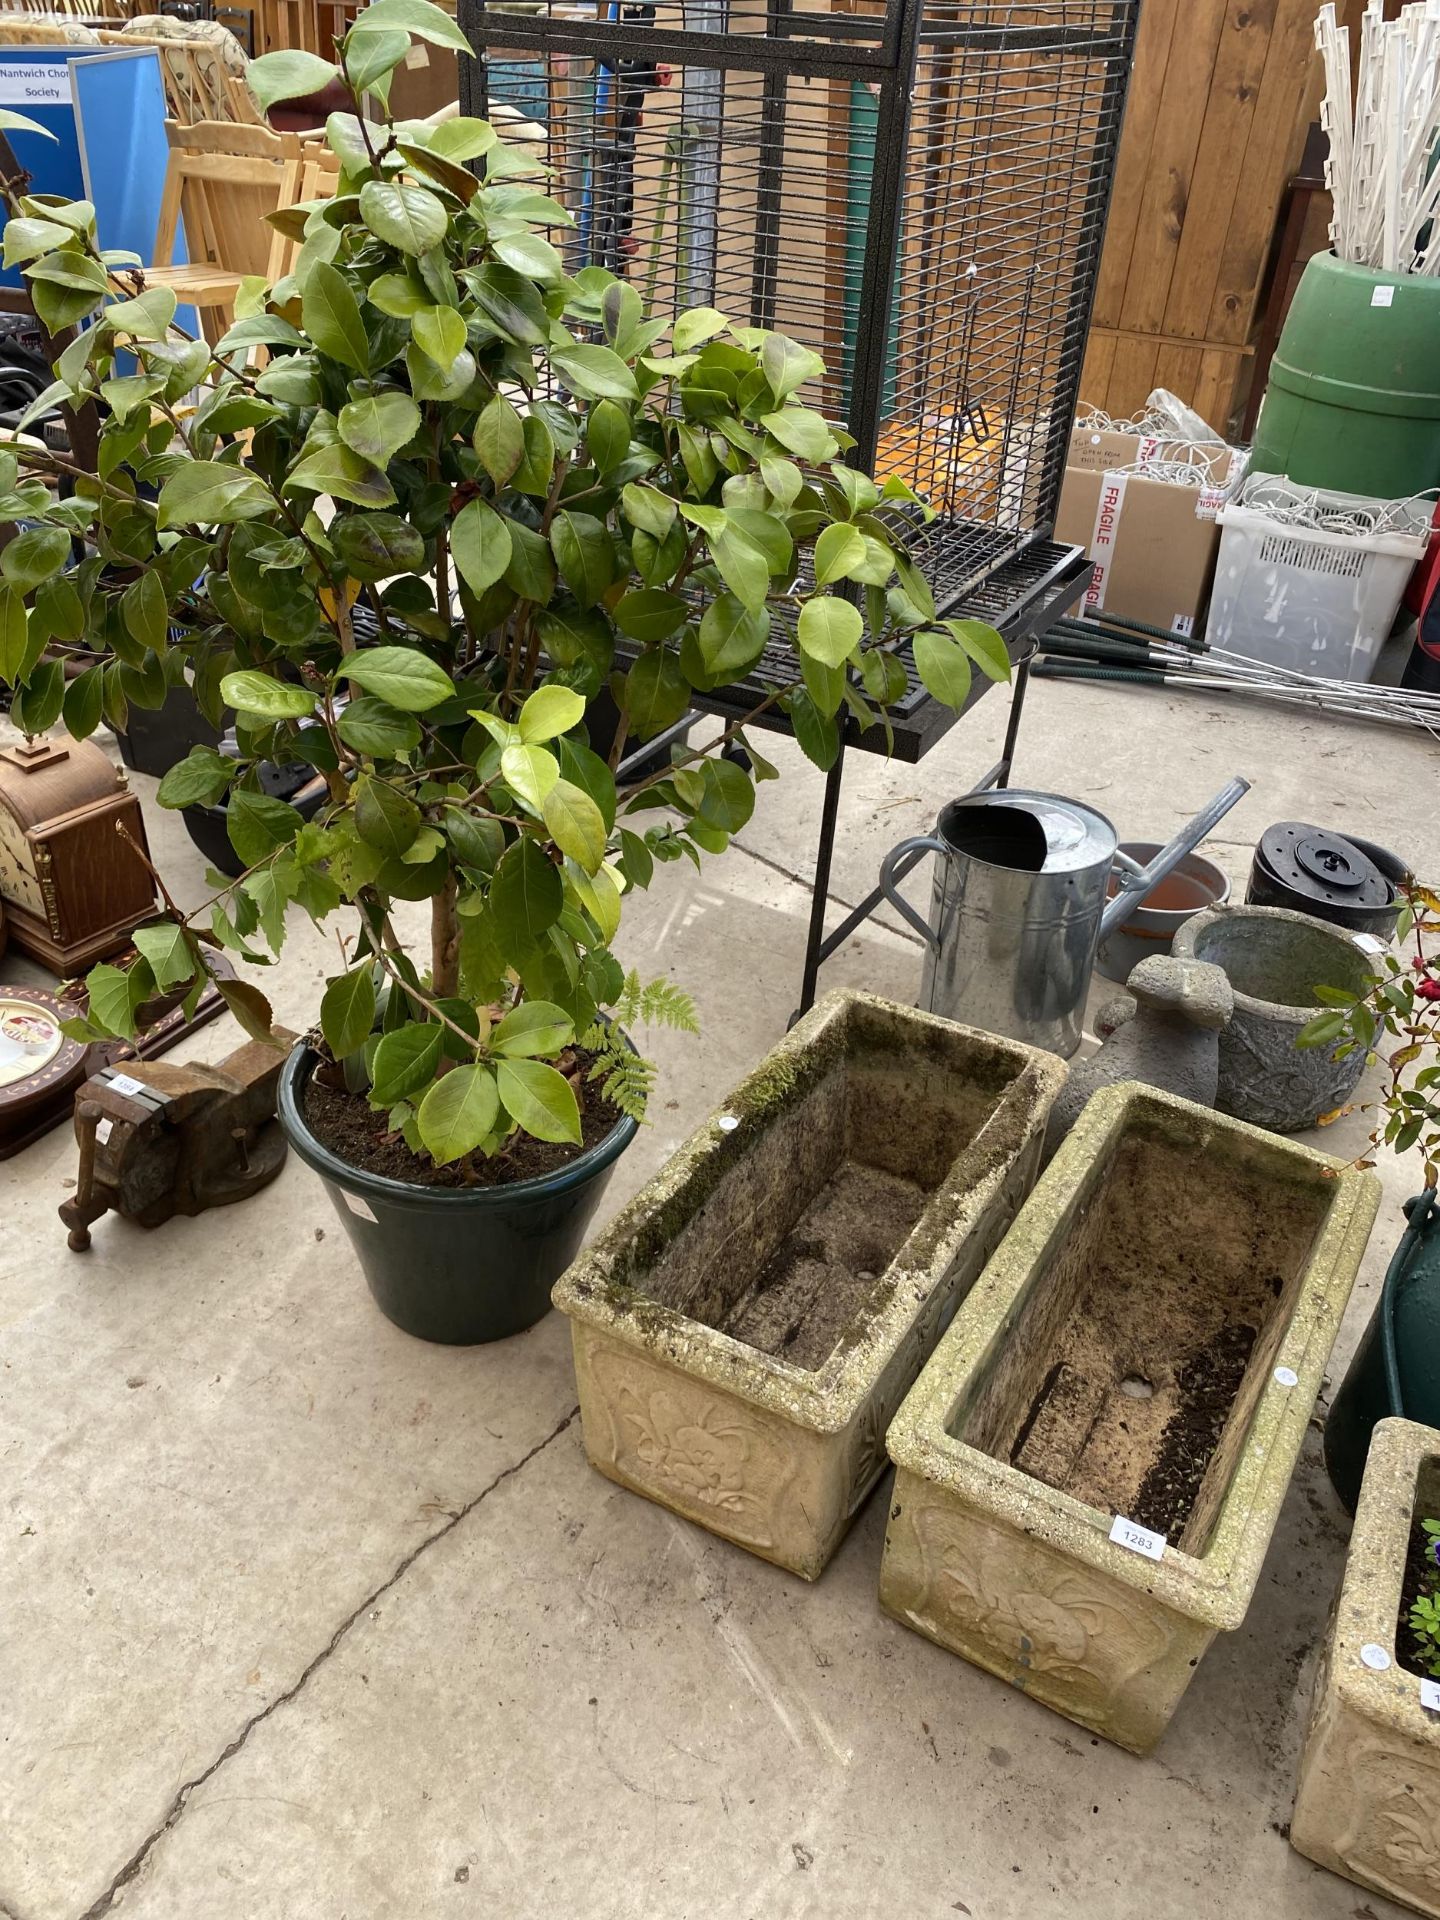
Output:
459 0 1138 620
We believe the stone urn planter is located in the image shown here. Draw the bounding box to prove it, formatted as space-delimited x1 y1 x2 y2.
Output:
552 990 1065 1580
1172 902 1376 1132
1292 1416 1440 1916
879 1082 1380 1752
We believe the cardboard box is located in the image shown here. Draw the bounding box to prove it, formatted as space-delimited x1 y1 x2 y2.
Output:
1054 427 1244 636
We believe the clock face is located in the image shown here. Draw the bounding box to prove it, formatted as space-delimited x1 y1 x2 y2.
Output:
0 805 43 916
0 998 63 1089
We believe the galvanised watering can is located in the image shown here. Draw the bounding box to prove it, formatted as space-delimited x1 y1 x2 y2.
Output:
879 779 1248 1058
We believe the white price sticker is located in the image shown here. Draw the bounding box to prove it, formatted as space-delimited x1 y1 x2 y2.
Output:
94 1118 113 1146
341 1192 378 1224
1422 1678 1440 1713
1361 1643 1392 1671
1273 1366 1299 1388
1109 1514 1166 1561
107 1073 147 1099
1371 284 1396 307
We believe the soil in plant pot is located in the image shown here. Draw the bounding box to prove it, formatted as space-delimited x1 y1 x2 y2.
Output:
717 1162 927 1369
1396 1506 1440 1679
301 1051 625 1189
961 1124 1330 1553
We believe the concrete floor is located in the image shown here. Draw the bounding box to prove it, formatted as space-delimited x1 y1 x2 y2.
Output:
1 654 1436 1920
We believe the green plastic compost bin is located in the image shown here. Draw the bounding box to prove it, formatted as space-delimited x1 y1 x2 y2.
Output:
1250 254 1440 495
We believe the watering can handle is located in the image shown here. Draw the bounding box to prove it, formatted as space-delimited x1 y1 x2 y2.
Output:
879 835 948 950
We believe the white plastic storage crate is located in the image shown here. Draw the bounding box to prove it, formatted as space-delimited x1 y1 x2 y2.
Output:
1207 477 1431 681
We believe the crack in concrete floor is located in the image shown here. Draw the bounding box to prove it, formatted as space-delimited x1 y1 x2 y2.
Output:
72 1408 579 1920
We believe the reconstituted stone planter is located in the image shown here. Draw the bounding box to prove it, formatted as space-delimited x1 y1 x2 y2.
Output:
880 1082 1380 1752
1292 1416 1440 1915
552 990 1065 1580
1172 902 1375 1132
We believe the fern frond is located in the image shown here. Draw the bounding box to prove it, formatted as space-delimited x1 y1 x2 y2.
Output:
613 969 700 1035
588 1046 657 1123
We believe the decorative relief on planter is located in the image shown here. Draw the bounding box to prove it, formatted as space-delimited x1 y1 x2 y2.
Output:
882 1082 1380 1751
899 1499 1175 1723
1292 1417 1440 1916
555 991 1065 1580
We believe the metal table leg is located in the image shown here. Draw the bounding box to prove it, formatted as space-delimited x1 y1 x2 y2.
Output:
794 748 847 1020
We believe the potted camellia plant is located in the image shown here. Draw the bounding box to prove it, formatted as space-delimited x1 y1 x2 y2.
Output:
0 1 1010 1343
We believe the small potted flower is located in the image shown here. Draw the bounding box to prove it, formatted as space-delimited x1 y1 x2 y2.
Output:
1296 883 1440 1507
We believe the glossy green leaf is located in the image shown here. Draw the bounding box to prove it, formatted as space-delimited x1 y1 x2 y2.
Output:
490 837 562 943
473 394 524 485
320 966 376 1059
500 742 560 811
760 407 838 462
1 524 69 591
449 499 512 598
301 260 370 371
157 746 234 809
673 307 728 352
490 999 574 1059
550 510 613 610
542 778 606 872
247 48 339 112
797 595 862 668
551 342 638 402
945 617 1011 683
156 461 273 530
416 1063 500 1164
614 588 686 645
358 179 447 255
349 0 472 51
354 772 422 855
622 649 689 739
221 671 316 721
913 629 973 709
518 684 585 743
336 390 420 465
813 521 866 587
286 443 396 508
496 1056 581 1145
341 646 455 711
412 301 467 366
227 789 304 869
132 922 195 991
338 695 421 755
371 1022 444 1105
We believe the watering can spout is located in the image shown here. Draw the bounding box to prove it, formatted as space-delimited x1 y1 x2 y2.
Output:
1098 779 1250 940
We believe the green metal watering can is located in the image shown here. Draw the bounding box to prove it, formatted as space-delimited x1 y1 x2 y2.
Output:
1324 1188 1440 1513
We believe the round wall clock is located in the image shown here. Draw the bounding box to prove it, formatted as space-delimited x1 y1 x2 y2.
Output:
0 983 90 1159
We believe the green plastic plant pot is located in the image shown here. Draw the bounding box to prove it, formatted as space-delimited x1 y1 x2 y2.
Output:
277 1045 638 1346
1325 1189 1440 1513
1250 253 1440 496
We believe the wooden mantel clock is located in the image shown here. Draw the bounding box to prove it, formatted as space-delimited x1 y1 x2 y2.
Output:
0 737 159 974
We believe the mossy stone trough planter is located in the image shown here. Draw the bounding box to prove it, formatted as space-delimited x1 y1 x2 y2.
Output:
880 1082 1380 1753
552 990 1065 1580
1292 1416 1440 1915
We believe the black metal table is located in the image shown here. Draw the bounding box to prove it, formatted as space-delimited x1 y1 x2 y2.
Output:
617 534 1092 1017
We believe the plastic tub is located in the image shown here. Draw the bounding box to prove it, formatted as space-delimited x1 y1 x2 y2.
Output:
1207 479 1430 682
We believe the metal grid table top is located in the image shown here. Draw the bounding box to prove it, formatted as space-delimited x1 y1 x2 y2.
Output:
613 534 1090 763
